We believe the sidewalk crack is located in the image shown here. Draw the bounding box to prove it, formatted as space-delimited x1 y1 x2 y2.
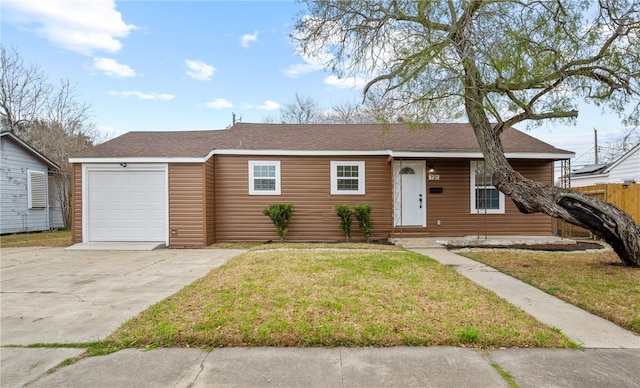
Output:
177 350 208 388
339 348 345 388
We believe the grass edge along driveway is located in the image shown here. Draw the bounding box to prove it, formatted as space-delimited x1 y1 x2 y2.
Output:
106 246 576 349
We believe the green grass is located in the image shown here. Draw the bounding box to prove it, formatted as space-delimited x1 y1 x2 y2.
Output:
105 246 575 349
459 248 640 335
0 229 71 247
7 342 123 368
491 363 519 388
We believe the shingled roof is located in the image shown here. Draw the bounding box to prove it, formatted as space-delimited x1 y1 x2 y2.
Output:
72 123 573 159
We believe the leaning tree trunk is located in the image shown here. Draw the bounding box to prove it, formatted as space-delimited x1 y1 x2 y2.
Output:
473 119 640 267
454 11 640 266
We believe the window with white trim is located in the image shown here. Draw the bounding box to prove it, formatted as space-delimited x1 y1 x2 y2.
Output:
249 161 281 195
331 161 365 195
470 161 504 214
28 170 47 209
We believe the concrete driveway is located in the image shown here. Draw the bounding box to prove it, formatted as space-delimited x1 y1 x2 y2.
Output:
0 247 245 346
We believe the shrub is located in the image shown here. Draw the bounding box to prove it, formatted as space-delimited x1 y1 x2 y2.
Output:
354 204 374 242
335 204 354 242
262 203 294 242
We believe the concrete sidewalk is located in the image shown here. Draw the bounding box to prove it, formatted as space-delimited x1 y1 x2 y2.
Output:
15 347 640 388
2 246 639 387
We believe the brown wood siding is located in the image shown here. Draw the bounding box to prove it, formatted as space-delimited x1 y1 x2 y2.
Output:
71 163 83 243
214 155 393 242
204 157 216 245
418 158 554 237
168 163 207 247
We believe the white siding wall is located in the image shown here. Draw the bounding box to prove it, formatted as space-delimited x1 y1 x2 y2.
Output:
608 147 640 184
570 174 609 187
0 138 55 234
571 146 639 187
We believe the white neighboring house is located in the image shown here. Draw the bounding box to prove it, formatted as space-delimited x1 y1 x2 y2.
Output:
571 143 640 187
0 130 64 234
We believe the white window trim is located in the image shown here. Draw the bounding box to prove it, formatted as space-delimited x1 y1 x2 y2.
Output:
28 170 47 209
331 161 365 195
249 160 281 195
470 161 505 214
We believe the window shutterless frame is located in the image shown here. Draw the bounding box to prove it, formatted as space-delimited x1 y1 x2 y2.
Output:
330 161 365 195
470 161 505 214
248 160 281 195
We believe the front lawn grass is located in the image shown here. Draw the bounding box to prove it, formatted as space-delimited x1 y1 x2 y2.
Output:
106 246 575 349
0 229 71 247
459 248 640 335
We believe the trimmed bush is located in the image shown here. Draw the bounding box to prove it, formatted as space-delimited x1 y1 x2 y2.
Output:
335 204 354 242
354 204 374 242
262 203 294 242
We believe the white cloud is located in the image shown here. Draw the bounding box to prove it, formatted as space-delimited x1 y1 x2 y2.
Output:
257 100 280 110
92 57 136 78
245 100 280 111
283 62 325 78
3 0 136 55
241 30 258 48
185 60 216 81
324 75 366 89
108 91 174 100
205 98 233 109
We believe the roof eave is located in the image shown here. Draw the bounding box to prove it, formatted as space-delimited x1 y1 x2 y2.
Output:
71 149 575 162
571 173 609 179
1 131 60 170
69 156 210 164
390 151 574 160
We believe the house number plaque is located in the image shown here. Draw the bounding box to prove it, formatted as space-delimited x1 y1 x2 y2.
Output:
428 174 440 180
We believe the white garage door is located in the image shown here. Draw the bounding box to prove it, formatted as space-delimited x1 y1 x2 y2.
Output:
87 168 167 242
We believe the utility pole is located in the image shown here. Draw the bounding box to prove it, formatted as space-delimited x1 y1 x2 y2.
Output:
594 128 599 164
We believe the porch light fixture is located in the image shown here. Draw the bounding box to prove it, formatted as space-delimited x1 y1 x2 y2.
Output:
428 165 434 173
120 162 127 168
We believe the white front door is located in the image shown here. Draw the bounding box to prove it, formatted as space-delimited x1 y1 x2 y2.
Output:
394 161 426 226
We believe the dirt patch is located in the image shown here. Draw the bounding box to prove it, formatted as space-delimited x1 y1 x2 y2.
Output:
449 241 604 252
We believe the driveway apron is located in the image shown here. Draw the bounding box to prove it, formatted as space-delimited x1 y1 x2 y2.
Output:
0 247 245 346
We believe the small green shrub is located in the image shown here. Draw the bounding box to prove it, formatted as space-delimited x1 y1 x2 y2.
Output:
262 203 294 242
354 204 374 242
335 204 354 242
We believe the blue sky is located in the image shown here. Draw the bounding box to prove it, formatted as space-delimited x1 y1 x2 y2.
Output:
1 0 636 166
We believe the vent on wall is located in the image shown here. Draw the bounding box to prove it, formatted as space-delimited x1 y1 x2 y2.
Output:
28 170 47 209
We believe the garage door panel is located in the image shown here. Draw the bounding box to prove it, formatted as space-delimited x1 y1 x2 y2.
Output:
87 169 167 242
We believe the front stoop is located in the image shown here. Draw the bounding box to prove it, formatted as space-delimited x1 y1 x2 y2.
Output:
391 236 576 249
389 237 445 248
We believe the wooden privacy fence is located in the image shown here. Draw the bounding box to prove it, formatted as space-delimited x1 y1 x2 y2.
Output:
557 183 639 238
571 183 640 224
